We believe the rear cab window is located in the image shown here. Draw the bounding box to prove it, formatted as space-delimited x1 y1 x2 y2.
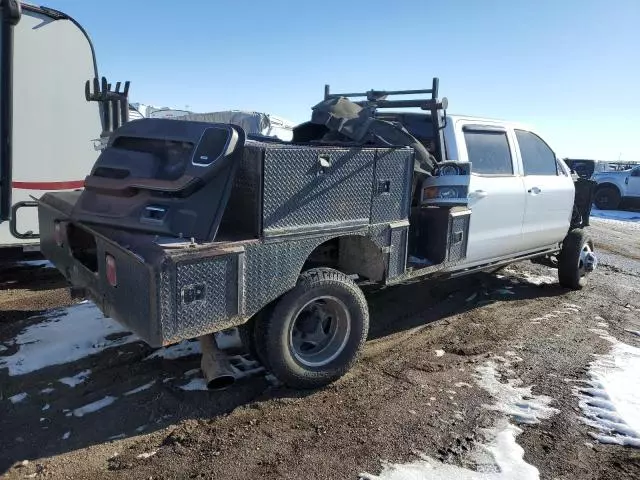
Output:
515 129 558 176
463 128 514 175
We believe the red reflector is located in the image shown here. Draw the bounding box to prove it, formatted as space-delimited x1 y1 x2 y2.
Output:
54 222 63 247
105 254 117 287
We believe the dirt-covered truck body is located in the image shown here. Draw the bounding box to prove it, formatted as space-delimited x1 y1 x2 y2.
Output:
37 80 597 389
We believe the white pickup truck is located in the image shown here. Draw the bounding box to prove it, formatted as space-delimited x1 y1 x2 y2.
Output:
591 164 640 210
37 80 598 389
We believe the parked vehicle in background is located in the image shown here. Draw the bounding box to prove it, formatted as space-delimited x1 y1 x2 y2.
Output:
591 165 640 210
565 159 640 210
176 111 295 141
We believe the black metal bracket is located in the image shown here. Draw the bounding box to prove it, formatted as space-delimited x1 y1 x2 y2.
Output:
324 77 449 162
10 200 38 239
85 76 130 138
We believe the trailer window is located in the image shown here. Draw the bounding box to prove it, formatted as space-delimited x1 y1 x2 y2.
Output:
463 130 513 175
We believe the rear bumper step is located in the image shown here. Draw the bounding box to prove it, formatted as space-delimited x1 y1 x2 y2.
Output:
38 196 248 347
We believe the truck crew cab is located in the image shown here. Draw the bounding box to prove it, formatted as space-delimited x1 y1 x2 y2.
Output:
36 80 597 390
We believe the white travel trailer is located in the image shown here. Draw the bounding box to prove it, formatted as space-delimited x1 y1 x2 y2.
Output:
0 1 106 250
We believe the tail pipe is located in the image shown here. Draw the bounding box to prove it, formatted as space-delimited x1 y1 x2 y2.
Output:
198 334 236 390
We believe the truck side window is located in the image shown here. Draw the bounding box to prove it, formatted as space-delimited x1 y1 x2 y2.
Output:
516 130 558 176
463 130 513 175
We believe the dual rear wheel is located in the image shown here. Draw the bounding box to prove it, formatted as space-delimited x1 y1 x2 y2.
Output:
240 268 369 389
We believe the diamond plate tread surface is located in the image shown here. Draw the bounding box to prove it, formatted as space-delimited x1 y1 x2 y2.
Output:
159 266 176 342
262 147 375 233
166 257 238 342
388 227 408 279
371 149 413 223
220 145 263 236
448 214 470 262
243 235 340 316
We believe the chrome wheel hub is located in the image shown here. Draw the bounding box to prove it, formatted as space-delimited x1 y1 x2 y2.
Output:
289 296 351 368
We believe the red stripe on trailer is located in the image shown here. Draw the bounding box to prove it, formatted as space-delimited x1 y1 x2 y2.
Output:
12 180 85 190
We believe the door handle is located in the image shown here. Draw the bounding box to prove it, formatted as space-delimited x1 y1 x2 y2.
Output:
528 187 542 194
469 189 488 199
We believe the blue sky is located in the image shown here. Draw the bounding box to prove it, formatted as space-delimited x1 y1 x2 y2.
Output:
43 0 639 159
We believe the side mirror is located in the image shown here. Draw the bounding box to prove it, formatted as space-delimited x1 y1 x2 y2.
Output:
1 0 22 26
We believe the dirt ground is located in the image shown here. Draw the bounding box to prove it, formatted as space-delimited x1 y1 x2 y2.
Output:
1 218 640 480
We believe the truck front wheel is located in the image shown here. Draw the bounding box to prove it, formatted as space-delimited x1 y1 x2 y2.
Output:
261 268 369 389
558 229 596 290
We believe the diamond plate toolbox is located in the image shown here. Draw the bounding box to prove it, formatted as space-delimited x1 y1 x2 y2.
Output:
160 254 240 344
371 148 413 224
447 210 470 262
262 145 376 235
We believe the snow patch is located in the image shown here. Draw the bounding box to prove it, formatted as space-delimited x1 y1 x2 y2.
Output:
362 421 549 480
576 333 640 448
591 208 640 223
42 404 50 411
519 273 556 286
434 349 445 357
475 362 558 424
455 382 472 388
363 359 558 479
625 329 640 338
136 450 158 459
72 396 117 417
62 431 71 440
9 392 27 404
530 304 581 323
145 340 201 360
493 288 515 296
179 378 208 391
59 369 91 387
0 303 139 376
40 387 54 394
124 380 156 396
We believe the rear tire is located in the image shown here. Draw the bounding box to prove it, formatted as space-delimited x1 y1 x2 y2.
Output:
558 229 595 290
594 186 621 210
262 268 369 389
238 307 272 369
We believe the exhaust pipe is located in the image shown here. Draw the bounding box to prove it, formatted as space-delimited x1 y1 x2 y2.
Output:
198 334 236 390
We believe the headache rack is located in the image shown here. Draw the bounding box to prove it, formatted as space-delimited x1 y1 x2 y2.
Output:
324 77 449 162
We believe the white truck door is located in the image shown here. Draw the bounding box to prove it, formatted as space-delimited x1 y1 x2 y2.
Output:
515 129 574 251
460 124 526 263
627 166 640 196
